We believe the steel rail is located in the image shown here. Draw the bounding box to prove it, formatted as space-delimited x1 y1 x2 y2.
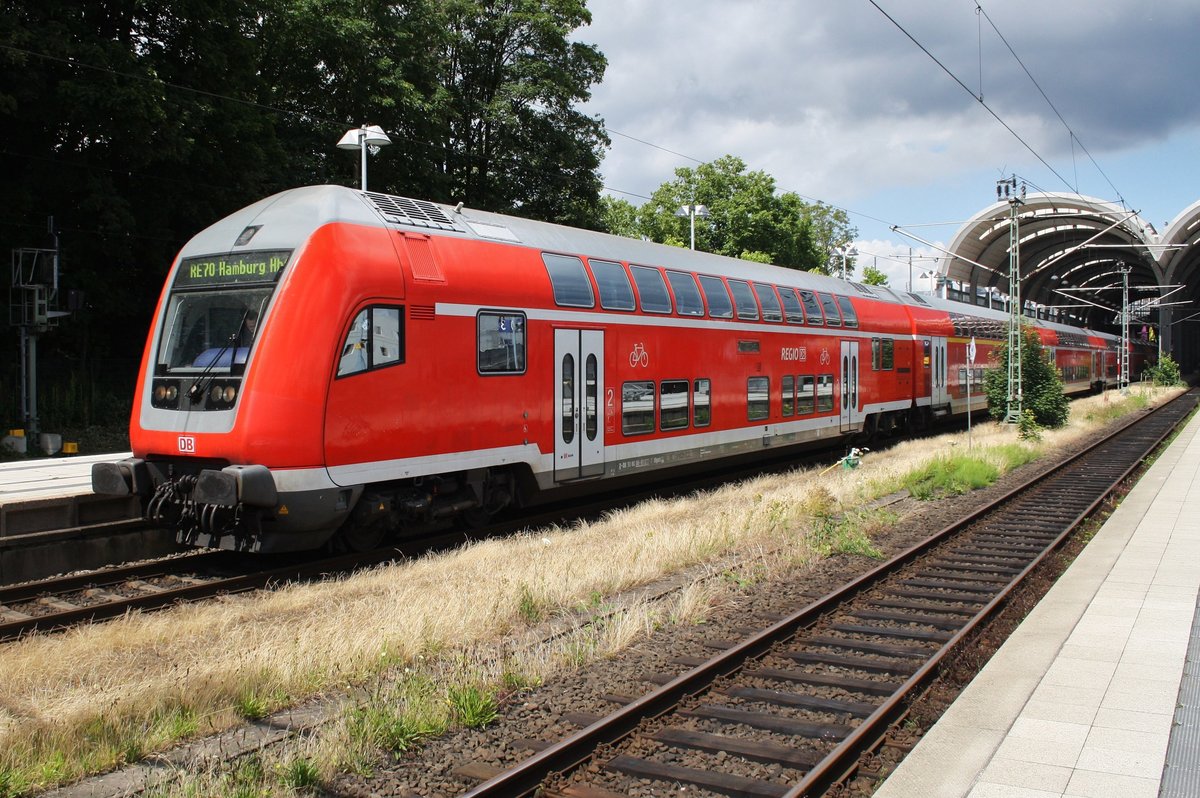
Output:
461 389 1198 798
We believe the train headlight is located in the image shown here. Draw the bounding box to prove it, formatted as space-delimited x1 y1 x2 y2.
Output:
222 385 237 403
210 385 224 404
154 385 167 402
165 384 178 401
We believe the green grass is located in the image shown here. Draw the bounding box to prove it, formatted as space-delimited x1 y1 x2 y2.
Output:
903 454 1000 500
446 684 498 728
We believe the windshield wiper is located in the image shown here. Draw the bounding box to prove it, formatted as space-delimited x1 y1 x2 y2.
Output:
187 309 250 404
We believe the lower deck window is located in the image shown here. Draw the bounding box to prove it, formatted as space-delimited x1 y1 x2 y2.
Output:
797 375 815 414
694 379 712 426
817 374 834 412
622 380 655 435
782 375 795 417
660 380 690 430
747 376 769 421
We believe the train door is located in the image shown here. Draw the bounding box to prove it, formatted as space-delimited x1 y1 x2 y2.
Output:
839 340 862 433
930 336 949 409
554 329 604 481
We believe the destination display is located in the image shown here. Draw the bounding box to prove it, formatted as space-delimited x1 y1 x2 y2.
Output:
173 250 291 289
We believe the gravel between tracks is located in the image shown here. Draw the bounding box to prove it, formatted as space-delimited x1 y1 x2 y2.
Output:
327 421 1121 798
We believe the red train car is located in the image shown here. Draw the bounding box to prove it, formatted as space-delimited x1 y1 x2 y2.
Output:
92 186 1141 552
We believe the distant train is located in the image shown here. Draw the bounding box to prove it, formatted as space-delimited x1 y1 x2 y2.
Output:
91 186 1151 552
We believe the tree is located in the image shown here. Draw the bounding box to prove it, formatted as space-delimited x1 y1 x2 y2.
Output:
861 263 889 286
598 195 640 239
983 325 1069 428
633 155 849 271
432 0 609 226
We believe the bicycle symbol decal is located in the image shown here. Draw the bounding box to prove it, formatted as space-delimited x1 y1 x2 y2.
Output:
629 342 649 368
819 348 831 366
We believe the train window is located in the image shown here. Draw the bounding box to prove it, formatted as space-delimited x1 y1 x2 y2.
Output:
779 287 805 324
585 355 598 440
562 354 575 444
816 374 834 412
836 296 858 328
753 283 783 322
881 339 894 370
666 271 705 316
871 339 881 370
621 380 655 435
543 253 595 308
337 305 406 377
660 380 690 430
797 375 816 414
728 280 760 321
697 275 734 319
747 376 769 421
590 259 635 311
782 375 795 417
477 311 526 374
631 266 673 314
694 378 711 426
798 290 824 325
818 293 842 327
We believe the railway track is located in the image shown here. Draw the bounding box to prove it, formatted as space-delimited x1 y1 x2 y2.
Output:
443 389 1200 798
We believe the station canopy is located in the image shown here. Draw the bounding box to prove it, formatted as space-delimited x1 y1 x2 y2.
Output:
936 192 1200 368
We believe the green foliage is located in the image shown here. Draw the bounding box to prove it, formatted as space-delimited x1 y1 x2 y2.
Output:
903 454 1000 500
0 0 608 425
277 756 321 792
348 704 433 753
633 155 855 271
983 324 1069 428
1017 409 1042 441
234 691 271 722
861 263 889 285
1145 353 1182 386
446 684 498 728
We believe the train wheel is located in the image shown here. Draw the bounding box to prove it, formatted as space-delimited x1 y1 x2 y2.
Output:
334 520 387 552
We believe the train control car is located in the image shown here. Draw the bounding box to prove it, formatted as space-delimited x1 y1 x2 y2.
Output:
92 185 1147 553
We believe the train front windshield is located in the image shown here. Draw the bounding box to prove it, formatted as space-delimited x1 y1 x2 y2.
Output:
155 250 290 374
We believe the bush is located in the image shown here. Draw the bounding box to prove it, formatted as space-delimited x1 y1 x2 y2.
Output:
984 324 1069 428
1145 353 1182 386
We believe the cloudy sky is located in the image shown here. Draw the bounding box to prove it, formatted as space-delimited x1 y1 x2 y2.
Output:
576 0 1200 287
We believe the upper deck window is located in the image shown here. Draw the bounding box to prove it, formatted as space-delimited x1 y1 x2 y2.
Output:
697 275 733 319
778 287 805 324
543 253 594 308
836 295 859 328
753 283 783 322
631 265 673 314
798 290 824 325
666 271 705 316
818 292 843 327
590 259 635 311
727 280 759 321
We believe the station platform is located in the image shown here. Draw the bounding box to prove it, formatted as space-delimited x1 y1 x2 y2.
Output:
875 410 1200 798
0 452 132 505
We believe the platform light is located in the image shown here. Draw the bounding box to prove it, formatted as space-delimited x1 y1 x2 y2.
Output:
838 244 858 281
337 125 392 191
674 204 710 250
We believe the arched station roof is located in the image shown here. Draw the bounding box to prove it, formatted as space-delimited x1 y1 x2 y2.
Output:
938 192 1200 369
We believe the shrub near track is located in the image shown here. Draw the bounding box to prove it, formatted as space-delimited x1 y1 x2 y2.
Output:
0 387 1182 796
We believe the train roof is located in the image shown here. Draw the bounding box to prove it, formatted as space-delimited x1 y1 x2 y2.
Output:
180 185 1120 344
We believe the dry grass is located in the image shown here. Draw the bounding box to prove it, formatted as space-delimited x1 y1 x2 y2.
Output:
0 384 1178 794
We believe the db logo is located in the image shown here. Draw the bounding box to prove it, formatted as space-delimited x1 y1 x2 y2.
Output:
178 436 196 453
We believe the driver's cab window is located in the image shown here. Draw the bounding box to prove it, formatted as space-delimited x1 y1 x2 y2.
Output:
338 306 404 377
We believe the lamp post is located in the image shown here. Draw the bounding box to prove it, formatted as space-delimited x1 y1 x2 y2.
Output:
838 244 858 281
674 204 710 250
337 124 392 191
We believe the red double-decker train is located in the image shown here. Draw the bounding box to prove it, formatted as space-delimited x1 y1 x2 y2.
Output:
92 185 1148 552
